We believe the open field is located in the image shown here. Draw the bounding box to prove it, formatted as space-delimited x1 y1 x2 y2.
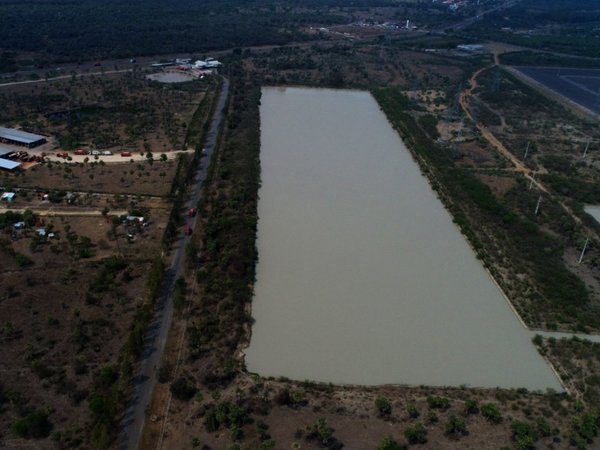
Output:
4 159 179 197
0 57 219 448
512 66 600 116
0 205 166 447
0 70 209 155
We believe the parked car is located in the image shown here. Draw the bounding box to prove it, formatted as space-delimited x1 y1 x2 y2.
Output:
120 151 132 157
91 150 101 156
74 149 87 155
102 151 113 156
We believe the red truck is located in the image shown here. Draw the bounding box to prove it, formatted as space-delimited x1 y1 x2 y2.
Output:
74 149 87 155
121 151 132 157
56 152 68 158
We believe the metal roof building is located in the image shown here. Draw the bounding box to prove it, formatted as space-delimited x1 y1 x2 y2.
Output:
0 127 46 148
0 146 12 157
0 159 21 170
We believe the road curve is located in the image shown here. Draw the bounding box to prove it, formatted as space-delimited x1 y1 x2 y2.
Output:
117 77 229 450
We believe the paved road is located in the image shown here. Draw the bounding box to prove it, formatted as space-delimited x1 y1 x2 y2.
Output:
117 77 229 450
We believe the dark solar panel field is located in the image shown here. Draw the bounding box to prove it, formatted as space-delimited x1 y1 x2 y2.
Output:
513 66 600 115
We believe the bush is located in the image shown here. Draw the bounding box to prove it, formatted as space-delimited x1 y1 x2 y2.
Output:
481 403 503 423
445 415 468 437
99 365 118 385
464 398 479 415
375 397 392 416
427 395 450 410
404 422 427 444
170 377 197 401
511 420 538 450
88 393 107 416
406 403 419 419
12 411 53 438
377 436 405 450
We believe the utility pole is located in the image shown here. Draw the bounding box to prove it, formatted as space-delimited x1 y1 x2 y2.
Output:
529 171 536 190
578 237 589 264
534 195 542 215
582 140 590 158
523 141 530 161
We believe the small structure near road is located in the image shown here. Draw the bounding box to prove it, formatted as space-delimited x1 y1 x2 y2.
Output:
1 192 16 202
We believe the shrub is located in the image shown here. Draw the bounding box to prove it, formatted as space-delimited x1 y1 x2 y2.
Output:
12 411 53 438
88 393 106 416
404 422 427 444
511 420 538 450
481 403 503 423
99 365 117 385
445 415 468 437
427 395 450 410
375 397 392 417
406 403 419 419
464 398 479 415
377 436 405 450
170 377 197 401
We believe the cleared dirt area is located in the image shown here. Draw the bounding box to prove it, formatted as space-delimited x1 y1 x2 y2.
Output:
3 159 178 196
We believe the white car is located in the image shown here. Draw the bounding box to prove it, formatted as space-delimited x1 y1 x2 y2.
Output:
102 151 113 156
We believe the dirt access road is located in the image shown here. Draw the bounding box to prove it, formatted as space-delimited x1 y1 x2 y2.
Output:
117 77 229 450
0 206 127 217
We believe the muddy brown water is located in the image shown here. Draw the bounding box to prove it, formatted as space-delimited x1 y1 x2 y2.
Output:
245 87 563 390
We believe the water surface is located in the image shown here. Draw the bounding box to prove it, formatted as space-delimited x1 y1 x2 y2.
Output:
245 87 562 390
585 205 600 224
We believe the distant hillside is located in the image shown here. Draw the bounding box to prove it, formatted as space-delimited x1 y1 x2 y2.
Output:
461 0 600 57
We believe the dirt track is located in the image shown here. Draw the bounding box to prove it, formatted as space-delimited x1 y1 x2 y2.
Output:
0 206 127 217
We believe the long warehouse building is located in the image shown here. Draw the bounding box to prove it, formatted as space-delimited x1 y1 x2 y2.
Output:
0 146 21 171
0 126 46 148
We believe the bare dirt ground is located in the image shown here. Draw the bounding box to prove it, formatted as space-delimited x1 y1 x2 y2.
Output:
4 159 179 196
